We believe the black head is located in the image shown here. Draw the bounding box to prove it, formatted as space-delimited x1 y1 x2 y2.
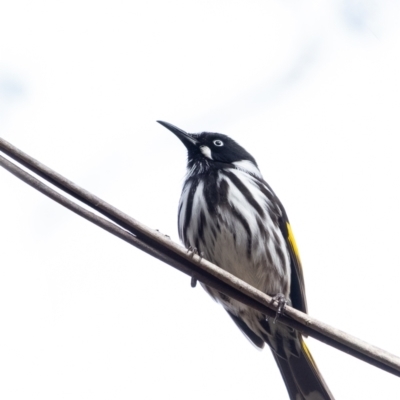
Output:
157 121 258 172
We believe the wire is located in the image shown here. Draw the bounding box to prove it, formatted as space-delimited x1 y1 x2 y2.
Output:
1 137 400 377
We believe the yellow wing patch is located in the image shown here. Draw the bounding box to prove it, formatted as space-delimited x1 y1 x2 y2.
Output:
287 222 302 267
285 221 307 313
301 338 317 368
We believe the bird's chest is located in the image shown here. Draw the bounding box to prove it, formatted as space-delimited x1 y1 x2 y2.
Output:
178 172 291 295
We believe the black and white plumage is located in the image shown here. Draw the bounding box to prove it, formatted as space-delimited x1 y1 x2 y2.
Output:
158 120 334 400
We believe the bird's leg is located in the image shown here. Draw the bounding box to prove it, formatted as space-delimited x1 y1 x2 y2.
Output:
187 246 204 288
187 245 198 257
187 246 204 261
271 293 288 324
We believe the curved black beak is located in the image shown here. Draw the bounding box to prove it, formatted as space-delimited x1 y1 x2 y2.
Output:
157 120 198 150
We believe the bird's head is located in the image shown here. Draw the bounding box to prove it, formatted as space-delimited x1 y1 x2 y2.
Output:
157 120 261 177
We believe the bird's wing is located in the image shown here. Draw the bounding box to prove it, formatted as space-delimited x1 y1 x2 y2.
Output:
257 177 308 313
279 208 308 314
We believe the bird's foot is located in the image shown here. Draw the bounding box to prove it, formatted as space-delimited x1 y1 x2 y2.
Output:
187 245 198 257
271 293 288 324
187 246 204 261
187 246 204 288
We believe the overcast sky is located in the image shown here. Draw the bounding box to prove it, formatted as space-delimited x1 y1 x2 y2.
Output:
1 1 400 399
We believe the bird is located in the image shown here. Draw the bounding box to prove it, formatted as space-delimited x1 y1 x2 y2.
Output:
157 120 334 400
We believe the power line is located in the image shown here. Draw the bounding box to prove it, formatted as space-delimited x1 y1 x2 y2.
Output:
1 136 400 377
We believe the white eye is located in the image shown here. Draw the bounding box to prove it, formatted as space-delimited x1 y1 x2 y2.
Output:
213 139 224 147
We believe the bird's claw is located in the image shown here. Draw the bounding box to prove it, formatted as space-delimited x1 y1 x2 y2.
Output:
271 293 288 324
187 246 204 261
187 246 198 258
187 246 203 288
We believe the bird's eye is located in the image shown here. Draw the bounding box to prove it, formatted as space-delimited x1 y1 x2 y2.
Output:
213 140 224 147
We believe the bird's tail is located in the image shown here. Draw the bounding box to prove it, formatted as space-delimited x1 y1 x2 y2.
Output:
272 338 334 400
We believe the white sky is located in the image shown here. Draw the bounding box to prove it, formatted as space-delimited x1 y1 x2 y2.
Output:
1 1 400 399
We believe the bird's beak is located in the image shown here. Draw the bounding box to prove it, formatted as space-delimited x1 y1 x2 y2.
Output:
157 120 198 150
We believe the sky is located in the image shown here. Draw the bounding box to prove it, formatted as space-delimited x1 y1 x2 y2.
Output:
1 1 400 399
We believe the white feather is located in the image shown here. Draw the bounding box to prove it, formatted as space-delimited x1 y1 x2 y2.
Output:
200 145 213 160
233 160 262 178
